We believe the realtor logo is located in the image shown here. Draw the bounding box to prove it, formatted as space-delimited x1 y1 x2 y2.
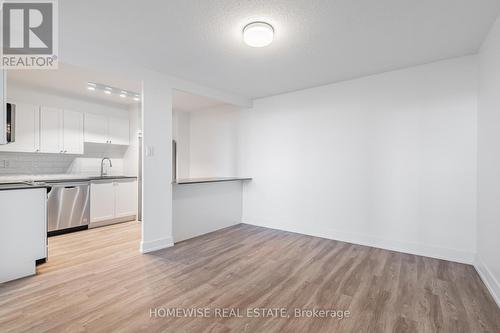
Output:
1 0 58 69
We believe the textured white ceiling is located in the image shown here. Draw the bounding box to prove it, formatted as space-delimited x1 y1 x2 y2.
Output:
61 0 500 99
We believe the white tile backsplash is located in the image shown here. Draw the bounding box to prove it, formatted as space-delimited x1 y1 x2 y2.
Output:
0 150 125 177
0 152 72 175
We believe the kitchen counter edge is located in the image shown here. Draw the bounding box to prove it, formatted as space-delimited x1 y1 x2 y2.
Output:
0 176 138 191
173 177 252 185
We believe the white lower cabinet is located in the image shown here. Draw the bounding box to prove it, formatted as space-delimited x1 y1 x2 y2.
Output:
90 179 137 226
90 182 115 223
115 180 137 218
0 188 47 283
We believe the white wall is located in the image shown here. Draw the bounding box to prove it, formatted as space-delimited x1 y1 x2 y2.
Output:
239 56 478 264
140 75 173 253
172 110 191 178
173 181 243 242
4 82 137 176
477 14 500 306
172 105 240 179
189 105 239 178
123 103 141 177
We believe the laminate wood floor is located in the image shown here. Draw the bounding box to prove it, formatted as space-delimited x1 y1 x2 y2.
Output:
0 222 499 333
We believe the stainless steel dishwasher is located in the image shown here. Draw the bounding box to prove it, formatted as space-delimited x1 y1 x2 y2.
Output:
47 182 90 236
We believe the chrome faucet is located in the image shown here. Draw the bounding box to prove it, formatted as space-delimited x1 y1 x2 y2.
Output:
100 157 113 177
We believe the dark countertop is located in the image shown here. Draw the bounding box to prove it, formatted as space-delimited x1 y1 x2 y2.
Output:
0 183 51 191
52 176 137 183
173 177 252 185
0 176 137 191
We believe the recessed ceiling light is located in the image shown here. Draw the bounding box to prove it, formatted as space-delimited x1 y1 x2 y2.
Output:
133 95 140 102
119 91 127 98
104 87 112 95
243 22 274 47
87 82 96 91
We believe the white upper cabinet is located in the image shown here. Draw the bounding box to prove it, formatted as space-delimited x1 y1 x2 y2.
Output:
40 106 62 153
0 102 39 152
0 104 127 154
39 107 84 154
84 113 108 144
108 116 129 145
84 113 129 145
63 110 84 154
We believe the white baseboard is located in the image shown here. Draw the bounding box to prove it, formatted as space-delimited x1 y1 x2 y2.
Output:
243 219 475 265
88 215 137 229
140 236 173 253
474 255 500 308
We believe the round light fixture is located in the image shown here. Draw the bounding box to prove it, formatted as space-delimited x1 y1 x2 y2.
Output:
243 22 274 47
104 87 112 95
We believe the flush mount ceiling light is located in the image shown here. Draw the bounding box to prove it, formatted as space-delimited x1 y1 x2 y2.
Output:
87 82 96 91
243 22 274 47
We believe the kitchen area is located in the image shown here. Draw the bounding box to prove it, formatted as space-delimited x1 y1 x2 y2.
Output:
0 64 141 283
0 66 251 284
